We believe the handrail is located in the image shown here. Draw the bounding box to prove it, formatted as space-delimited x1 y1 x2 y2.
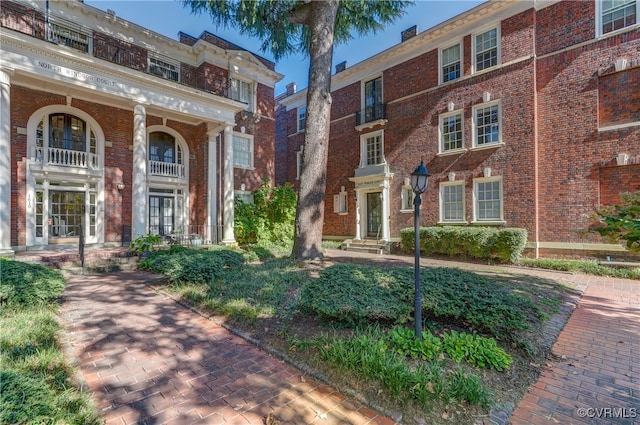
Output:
32 146 98 169
148 160 186 178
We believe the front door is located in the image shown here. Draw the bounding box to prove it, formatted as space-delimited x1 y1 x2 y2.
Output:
366 192 382 237
49 191 84 240
149 196 174 236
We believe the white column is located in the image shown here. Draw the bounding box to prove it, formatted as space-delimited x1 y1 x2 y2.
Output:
381 180 391 242
206 129 218 244
132 104 147 238
222 125 235 244
0 68 13 254
354 190 362 240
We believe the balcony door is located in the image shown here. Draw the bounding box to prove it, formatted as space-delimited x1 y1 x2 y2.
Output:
149 196 174 237
364 76 383 122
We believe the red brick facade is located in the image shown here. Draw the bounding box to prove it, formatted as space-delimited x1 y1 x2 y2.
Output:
276 1 640 257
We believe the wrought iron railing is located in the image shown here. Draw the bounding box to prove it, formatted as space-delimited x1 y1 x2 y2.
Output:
355 103 387 126
1 1 229 97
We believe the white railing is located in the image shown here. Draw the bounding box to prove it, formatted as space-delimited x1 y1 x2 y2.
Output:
32 147 99 169
148 160 186 178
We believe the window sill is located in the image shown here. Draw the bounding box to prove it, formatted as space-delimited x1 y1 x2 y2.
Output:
471 220 506 226
233 165 255 170
437 148 468 157
598 121 640 132
337 212 348 216
437 221 469 225
470 142 504 151
400 208 414 214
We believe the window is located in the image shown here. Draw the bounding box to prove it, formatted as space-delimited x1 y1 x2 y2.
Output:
297 106 306 132
401 186 414 212
235 191 254 204
148 132 185 178
334 190 348 214
296 150 303 180
474 28 498 72
440 112 464 152
474 178 503 222
473 102 501 147
441 43 461 83
440 182 465 222
363 76 383 122
230 78 253 110
48 22 90 53
361 131 384 166
601 0 637 34
49 113 85 151
148 188 184 236
233 134 253 168
149 56 179 82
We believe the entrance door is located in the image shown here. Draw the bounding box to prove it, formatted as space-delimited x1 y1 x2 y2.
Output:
149 196 174 236
366 192 382 237
49 191 84 239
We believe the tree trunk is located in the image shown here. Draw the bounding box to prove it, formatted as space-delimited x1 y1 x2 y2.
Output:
292 0 339 260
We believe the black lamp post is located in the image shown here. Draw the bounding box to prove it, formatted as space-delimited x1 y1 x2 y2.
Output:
411 160 430 339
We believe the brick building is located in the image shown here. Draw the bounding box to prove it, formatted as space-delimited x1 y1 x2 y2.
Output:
0 0 282 254
276 0 640 258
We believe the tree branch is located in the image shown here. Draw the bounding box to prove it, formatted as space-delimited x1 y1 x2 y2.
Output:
288 0 312 25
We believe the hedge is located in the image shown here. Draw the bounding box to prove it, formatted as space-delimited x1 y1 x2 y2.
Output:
400 226 527 263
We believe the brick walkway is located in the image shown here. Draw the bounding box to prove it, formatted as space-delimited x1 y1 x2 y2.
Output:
60 271 395 425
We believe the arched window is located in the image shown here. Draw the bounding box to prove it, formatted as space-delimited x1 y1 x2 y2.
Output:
148 131 185 178
34 113 98 168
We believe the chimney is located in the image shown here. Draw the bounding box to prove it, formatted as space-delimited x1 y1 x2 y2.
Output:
335 61 347 74
401 25 418 42
286 82 296 96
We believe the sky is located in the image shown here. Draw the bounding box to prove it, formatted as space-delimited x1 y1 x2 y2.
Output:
84 0 486 95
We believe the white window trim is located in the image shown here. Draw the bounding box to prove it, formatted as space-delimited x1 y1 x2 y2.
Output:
230 76 256 112
472 25 501 74
596 0 639 37
400 185 414 213
295 150 302 180
297 106 307 133
438 109 465 154
232 132 254 169
472 100 503 149
472 176 505 224
359 130 385 167
439 181 467 224
439 41 463 85
333 190 348 215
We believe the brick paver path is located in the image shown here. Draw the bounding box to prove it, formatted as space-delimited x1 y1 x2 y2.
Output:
60 271 395 425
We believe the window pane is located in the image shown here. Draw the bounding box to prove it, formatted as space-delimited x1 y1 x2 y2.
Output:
475 105 500 145
602 0 636 33
442 44 461 82
149 132 176 163
477 181 501 221
475 28 498 71
366 135 382 165
443 184 464 221
442 114 463 151
233 135 252 167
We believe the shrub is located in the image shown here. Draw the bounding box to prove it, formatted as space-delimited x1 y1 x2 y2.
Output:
140 249 246 283
400 226 527 263
387 326 442 361
441 330 513 371
0 259 66 308
129 234 162 253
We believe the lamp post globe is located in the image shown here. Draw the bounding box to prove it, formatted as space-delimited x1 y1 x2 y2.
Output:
411 160 430 339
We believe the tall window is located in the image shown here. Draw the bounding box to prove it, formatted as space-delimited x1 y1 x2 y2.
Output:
441 43 461 83
474 178 503 222
440 182 465 222
601 0 637 34
361 131 384 166
148 132 185 178
440 112 463 152
297 106 306 132
148 56 179 82
474 28 498 72
230 78 253 110
474 102 501 147
233 134 254 168
48 22 89 53
364 76 383 122
49 114 85 151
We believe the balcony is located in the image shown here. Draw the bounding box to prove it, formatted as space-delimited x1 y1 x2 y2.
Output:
31 146 99 171
148 160 186 179
1 1 230 97
355 103 387 128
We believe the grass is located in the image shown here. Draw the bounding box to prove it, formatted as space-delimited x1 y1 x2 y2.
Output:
0 258 100 425
518 257 640 279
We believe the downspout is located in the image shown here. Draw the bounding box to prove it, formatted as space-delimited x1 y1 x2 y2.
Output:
532 3 540 258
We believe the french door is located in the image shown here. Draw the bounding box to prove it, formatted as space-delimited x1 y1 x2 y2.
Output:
149 196 174 236
366 192 382 237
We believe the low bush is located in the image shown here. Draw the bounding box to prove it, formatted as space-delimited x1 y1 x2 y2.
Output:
0 258 66 308
441 330 513 371
519 257 640 279
400 226 527 263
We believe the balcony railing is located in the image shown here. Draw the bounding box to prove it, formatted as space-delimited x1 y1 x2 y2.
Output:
32 146 99 169
148 160 186 178
355 103 387 126
1 1 229 97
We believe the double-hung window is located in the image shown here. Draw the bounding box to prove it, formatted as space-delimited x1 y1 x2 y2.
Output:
149 56 179 82
441 43 462 83
474 177 503 222
600 0 637 35
297 106 306 132
474 27 499 72
361 131 384 166
440 182 465 223
233 133 253 168
230 78 253 110
440 111 464 153
473 101 501 147
333 189 348 214
363 76 383 123
401 185 414 212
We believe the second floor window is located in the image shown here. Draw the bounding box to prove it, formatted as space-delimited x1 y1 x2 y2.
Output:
48 22 89 53
361 132 384 166
474 102 501 146
298 106 306 132
49 113 86 151
441 43 461 83
440 112 463 152
149 132 180 163
230 78 253 110
474 28 498 72
149 57 179 82
233 134 254 168
601 0 637 34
